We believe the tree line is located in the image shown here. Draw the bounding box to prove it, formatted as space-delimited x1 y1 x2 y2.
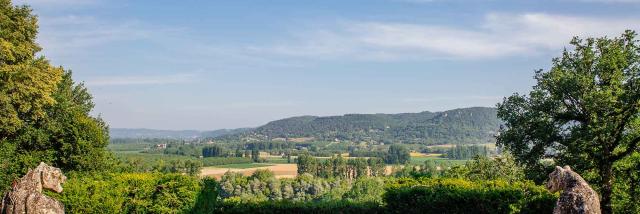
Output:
445 145 488 160
296 154 386 179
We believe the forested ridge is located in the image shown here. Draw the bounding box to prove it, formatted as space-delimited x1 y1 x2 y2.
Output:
219 107 500 145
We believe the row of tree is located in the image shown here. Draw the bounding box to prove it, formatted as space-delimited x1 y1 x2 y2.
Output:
445 145 488 160
297 154 386 179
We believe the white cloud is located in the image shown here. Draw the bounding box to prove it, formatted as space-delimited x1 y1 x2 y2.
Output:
402 95 503 103
13 0 99 8
85 73 197 86
256 13 639 60
36 15 162 57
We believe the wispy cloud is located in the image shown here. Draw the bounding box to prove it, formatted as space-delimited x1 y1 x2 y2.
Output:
402 96 503 103
35 14 183 58
255 13 639 60
85 73 197 86
13 0 100 8
225 101 298 108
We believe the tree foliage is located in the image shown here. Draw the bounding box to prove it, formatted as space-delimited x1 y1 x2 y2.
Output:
0 0 111 190
445 144 488 160
202 145 225 157
297 154 386 179
497 30 640 213
385 144 410 164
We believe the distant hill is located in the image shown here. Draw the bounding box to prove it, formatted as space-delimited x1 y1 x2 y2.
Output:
218 107 501 145
109 128 252 139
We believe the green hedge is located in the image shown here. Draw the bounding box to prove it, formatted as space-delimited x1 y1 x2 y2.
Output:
215 200 382 214
50 173 209 214
51 174 556 214
384 178 557 214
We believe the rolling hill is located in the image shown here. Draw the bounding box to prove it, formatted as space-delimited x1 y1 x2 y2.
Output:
109 128 252 139
218 107 500 145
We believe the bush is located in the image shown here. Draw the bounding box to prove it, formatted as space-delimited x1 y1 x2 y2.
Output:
215 200 382 214
384 178 557 214
50 172 202 214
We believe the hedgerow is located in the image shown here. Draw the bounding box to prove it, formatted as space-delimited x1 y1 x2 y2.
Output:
51 173 557 214
384 178 557 214
50 172 205 213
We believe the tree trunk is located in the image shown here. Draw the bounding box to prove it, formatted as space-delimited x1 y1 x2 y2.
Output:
600 164 614 214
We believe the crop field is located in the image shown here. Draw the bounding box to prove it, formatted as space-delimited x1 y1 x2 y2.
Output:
200 164 298 179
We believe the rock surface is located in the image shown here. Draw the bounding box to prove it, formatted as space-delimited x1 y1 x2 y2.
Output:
547 166 601 214
1 162 67 214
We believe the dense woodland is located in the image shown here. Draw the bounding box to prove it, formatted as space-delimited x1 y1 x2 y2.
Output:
215 107 501 145
1 1 639 213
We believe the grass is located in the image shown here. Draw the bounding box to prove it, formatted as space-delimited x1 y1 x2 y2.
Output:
410 156 468 166
212 163 275 169
108 143 150 153
265 157 291 164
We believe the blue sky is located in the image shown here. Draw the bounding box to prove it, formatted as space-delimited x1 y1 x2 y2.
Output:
15 0 640 130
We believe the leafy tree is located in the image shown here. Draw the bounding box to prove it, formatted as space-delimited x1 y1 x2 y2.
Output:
332 155 348 179
385 144 410 164
203 145 225 157
0 0 61 136
251 148 260 162
367 157 385 177
446 145 487 160
497 30 640 213
296 153 317 175
343 178 385 203
235 148 243 157
464 154 525 182
0 0 111 190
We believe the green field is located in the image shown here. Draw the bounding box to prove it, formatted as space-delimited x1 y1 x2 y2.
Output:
410 156 469 166
108 143 150 153
265 157 290 164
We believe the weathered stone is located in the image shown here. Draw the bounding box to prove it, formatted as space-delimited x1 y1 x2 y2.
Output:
1 162 67 214
547 166 601 214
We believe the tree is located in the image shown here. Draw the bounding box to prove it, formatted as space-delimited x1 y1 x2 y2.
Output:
0 0 61 137
385 144 410 164
497 30 640 213
296 153 317 175
251 148 260 162
202 145 224 157
367 157 385 177
235 148 243 157
1 0 112 190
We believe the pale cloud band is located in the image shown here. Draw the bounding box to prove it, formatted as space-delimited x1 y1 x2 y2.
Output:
259 13 639 60
85 73 197 86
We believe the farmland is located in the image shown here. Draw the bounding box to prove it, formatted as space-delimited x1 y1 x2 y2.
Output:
201 164 298 179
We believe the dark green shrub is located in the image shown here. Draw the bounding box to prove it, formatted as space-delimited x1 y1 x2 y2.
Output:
384 178 557 214
216 200 382 214
50 172 202 214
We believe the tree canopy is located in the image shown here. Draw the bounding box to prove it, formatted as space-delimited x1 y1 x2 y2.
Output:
497 30 640 213
0 0 111 190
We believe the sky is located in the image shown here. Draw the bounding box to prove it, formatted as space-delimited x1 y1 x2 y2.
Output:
14 0 640 130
